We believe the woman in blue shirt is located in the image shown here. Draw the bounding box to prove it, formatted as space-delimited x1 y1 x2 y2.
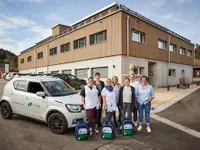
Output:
136 76 154 133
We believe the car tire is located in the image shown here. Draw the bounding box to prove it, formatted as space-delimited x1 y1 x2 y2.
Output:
0 102 13 119
48 113 68 134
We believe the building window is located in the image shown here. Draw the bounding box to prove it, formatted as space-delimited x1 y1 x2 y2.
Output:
170 44 177 52
90 30 107 45
132 31 145 43
27 56 32 62
158 39 167 50
168 69 176 77
38 72 44 75
51 70 59 75
37 52 43 59
74 37 86 49
75 68 88 78
86 18 92 24
61 43 70 53
180 47 186 55
134 67 144 75
188 50 192 57
21 59 24 64
93 14 100 21
92 67 108 78
50 47 57 56
62 69 71 74
101 10 109 17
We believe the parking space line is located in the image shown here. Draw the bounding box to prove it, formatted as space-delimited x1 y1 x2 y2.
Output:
151 114 200 139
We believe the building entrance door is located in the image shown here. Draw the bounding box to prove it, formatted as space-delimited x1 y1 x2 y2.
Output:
148 62 157 87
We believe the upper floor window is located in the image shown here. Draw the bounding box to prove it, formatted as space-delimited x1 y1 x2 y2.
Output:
168 69 176 77
61 43 70 53
132 31 145 43
21 59 24 64
180 47 186 55
27 56 32 62
50 47 57 56
90 30 107 45
37 52 43 59
158 39 167 50
74 37 86 49
188 50 192 57
170 44 177 52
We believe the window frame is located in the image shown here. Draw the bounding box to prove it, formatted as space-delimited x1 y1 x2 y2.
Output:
90 30 107 45
60 42 70 53
37 52 43 59
132 30 145 43
13 80 28 92
168 69 176 77
27 56 32 62
91 67 108 78
21 58 24 64
180 47 186 55
75 68 88 78
158 39 167 50
62 69 72 74
74 37 86 49
49 47 57 56
169 44 177 52
187 50 192 57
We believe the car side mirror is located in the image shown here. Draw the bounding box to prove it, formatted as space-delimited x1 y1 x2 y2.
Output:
36 91 45 98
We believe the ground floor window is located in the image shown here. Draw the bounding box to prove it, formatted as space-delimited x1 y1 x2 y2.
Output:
181 69 185 76
51 70 59 75
134 67 144 75
62 70 71 74
168 69 176 77
38 72 44 75
92 67 108 78
75 68 88 78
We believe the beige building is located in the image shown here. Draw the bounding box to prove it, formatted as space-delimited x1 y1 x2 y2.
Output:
18 2 194 87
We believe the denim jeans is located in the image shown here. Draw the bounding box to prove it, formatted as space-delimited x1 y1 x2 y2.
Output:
137 102 151 125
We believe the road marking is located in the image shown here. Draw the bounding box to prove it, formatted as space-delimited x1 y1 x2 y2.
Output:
151 114 200 139
152 87 200 113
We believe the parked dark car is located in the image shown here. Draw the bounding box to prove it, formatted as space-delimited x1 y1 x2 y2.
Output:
51 74 86 90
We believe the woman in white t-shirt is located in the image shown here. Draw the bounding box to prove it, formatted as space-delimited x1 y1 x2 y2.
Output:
102 78 117 122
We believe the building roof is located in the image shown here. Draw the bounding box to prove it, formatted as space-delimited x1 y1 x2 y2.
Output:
20 2 193 55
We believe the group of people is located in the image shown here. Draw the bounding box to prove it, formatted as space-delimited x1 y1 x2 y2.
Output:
80 72 155 136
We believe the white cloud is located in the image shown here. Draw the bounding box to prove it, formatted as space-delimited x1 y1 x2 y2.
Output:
152 0 167 8
29 26 51 38
175 0 193 4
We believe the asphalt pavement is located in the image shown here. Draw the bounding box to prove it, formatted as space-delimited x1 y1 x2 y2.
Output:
1 79 200 150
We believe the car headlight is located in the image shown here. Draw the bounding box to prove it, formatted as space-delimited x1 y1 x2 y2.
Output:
66 104 82 113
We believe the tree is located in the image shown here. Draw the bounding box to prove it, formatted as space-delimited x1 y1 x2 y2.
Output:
195 44 200 60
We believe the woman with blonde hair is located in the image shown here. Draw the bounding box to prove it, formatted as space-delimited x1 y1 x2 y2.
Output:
111 76 121 125
102 78 117 123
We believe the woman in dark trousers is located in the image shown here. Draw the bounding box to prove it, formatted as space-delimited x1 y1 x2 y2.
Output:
94 72 105 128
118 77 136 130
80 77 101 136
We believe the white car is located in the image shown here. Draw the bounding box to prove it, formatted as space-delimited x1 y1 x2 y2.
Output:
5 72 18 81
0 76 86 134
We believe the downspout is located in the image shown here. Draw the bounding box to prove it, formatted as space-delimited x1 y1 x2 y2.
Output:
126 15 130 57
46 44 49 74
167 36 171 91
35 49 37 74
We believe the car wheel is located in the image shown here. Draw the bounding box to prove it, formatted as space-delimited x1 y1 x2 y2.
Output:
0 102 13 119
48 113 68 134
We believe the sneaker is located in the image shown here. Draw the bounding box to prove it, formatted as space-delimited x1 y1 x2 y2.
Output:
147 126 151 133
95 129 99 134
137 125 143 131
134 122 138 127
89 131 93 136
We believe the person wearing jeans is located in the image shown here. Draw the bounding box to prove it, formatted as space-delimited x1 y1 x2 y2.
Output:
136 76 155 133
118 77 136 131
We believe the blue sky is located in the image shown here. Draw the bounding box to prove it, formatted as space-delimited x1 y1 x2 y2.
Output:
0 0 199 55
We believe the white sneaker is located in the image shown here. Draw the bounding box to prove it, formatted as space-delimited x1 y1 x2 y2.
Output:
134 122 138 127
137 125 143 131
147 126 151 133
95 129 99 134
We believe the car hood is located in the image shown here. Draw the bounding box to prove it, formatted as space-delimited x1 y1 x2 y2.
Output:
53 93 81 105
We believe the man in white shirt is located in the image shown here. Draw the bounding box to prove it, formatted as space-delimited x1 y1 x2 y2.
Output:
129 74 140 126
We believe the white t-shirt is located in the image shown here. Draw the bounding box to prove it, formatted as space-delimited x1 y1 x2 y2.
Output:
84 85 99 110
123 86 132 103
101 87 117 112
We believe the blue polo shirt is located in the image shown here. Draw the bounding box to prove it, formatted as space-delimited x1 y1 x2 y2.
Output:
136 84 155 105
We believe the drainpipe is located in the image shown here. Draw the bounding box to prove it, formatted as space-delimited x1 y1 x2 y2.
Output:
46 44 49 74
126 16 130 57
167 36 171 91
35 49 37 74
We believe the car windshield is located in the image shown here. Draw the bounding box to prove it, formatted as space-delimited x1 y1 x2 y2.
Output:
42 80 77 96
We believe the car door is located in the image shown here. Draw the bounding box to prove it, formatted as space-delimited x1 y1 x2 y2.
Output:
24 81 47 120
10 80 28 114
